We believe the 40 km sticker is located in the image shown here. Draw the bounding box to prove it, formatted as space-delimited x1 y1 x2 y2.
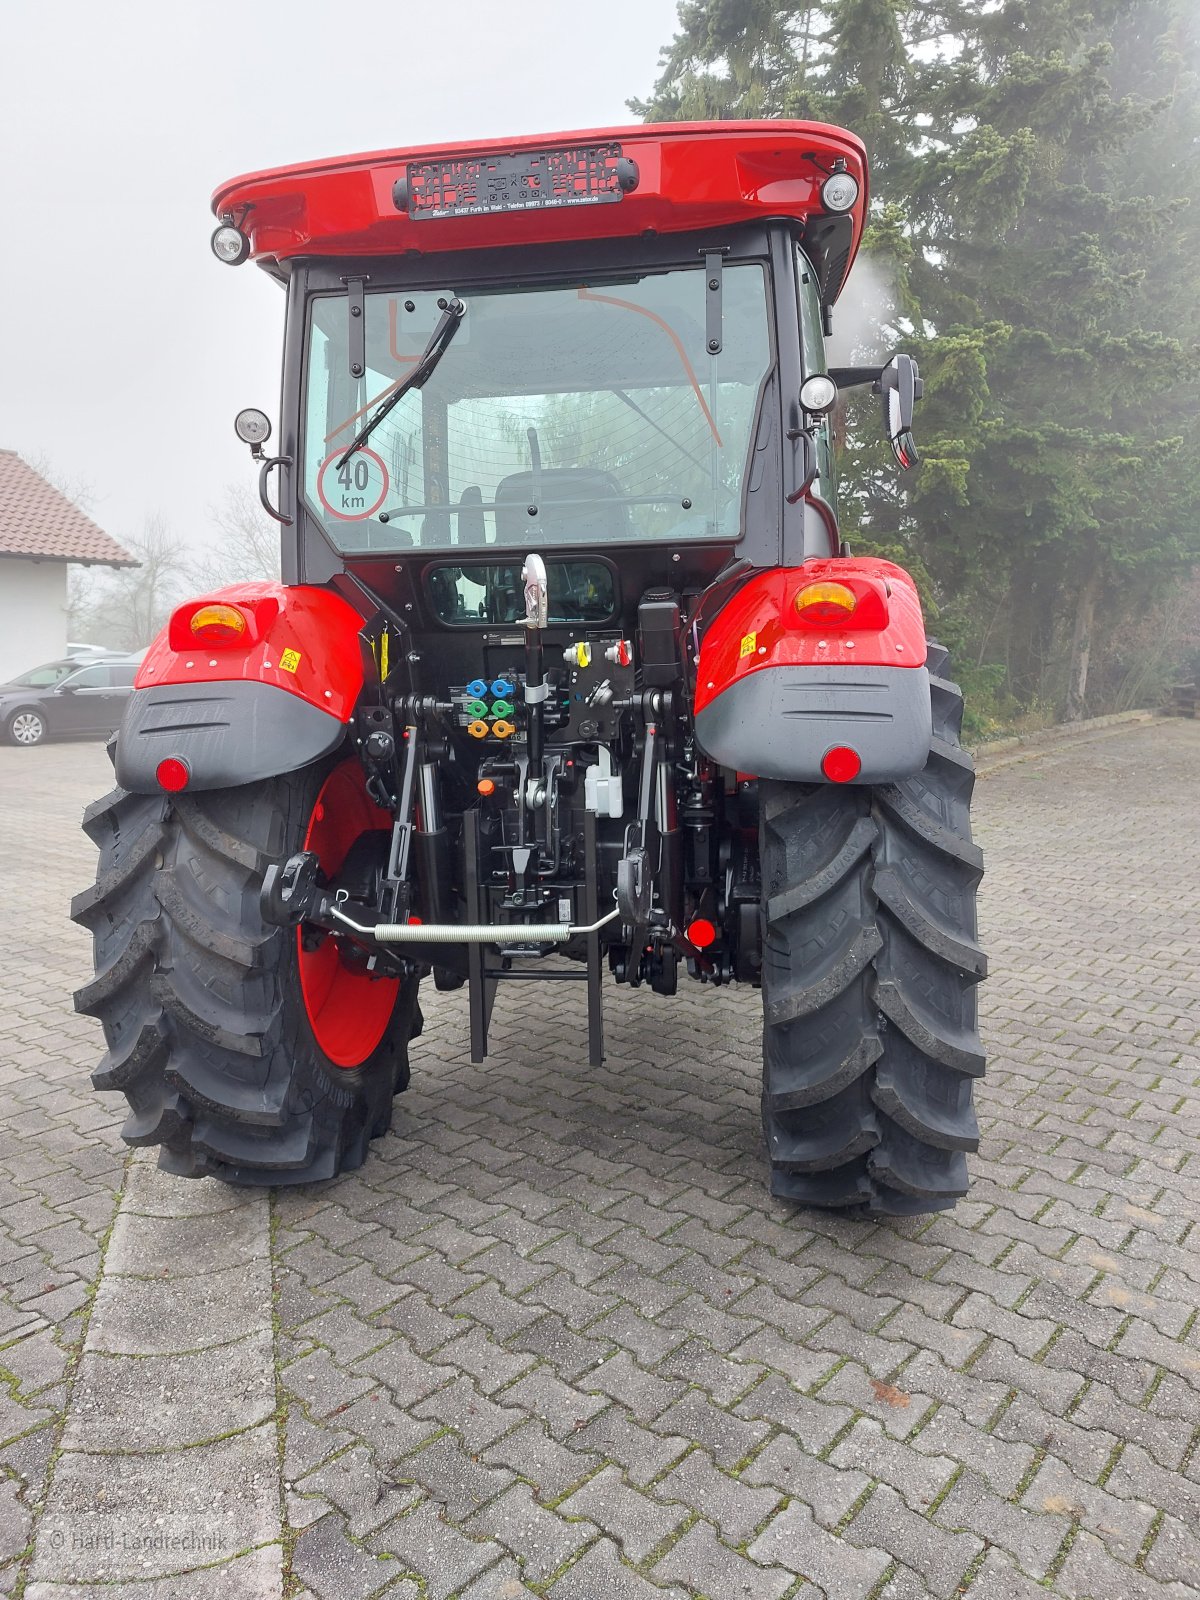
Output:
317 449 389 521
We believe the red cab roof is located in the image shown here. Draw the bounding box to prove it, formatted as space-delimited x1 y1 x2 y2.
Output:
213 121 867 284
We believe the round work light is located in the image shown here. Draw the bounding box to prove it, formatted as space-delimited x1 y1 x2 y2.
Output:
234 408 272 447
211 224 250 265
821 170 860 213
800 374 838 415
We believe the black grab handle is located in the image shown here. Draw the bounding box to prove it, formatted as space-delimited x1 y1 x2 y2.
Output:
258 455 293 525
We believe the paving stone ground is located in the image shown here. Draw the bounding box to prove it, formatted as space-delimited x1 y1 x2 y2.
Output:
0 719 1196 1599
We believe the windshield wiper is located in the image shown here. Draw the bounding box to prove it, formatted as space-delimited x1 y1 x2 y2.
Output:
335 297 466 469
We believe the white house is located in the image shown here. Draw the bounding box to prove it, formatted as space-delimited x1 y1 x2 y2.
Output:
0 451 135 683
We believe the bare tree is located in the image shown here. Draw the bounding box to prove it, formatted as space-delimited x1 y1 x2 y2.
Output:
187 483 281 592
70 515 188 651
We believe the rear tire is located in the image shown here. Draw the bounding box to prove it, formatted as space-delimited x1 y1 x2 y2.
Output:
72 756 421 1185
759 643 986 1215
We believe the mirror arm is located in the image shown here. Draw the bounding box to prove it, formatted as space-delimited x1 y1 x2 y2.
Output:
827 365 885 390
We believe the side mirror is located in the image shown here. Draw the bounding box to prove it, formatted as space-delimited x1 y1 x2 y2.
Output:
879 354 922 469
827 354 924 470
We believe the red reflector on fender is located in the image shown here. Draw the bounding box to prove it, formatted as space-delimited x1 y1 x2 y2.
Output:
156 757 190 792
821 746 861 783
687 917 717 948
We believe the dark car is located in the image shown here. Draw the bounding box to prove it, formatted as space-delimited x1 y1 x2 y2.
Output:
1 656 142 746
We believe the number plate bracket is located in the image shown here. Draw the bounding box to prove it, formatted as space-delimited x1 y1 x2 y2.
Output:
394 144 639 221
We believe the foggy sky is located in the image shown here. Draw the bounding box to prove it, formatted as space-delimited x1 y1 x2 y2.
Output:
0 0 680 556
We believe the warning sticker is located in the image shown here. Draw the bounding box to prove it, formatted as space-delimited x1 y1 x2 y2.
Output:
278 648 302 673
316 448 389 521
739 632 757 658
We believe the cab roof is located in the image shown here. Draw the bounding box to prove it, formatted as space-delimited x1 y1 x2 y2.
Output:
212 121 868 293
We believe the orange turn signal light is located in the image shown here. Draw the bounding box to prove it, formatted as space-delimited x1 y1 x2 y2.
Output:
189 603 249 645
794 581 858 623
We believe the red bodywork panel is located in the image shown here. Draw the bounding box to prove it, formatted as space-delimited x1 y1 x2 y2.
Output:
212 121 867 284
136 582 367 723
695 559 927 717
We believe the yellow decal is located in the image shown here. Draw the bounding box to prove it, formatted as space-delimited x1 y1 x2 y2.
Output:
279 648 302 673
380 629 390 680
739 631 757 659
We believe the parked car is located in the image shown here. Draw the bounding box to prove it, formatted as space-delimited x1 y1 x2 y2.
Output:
1 656 143 746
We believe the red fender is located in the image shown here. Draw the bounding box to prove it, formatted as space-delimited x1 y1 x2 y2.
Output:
136 581 367 721
694 559 932 784
116 583 371 793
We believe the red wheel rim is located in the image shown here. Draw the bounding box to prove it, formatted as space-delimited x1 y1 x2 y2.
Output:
296 761 399 1068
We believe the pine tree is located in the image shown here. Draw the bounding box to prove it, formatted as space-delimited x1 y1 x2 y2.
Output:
636 0 1200 720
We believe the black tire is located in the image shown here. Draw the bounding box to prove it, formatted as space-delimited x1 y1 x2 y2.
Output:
7 709 46 746
759 642 986 1215
72 757 422 1185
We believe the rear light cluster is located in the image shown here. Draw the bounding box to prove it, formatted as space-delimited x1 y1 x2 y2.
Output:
189 603 249 645
794 581 858 622
790 575 889 631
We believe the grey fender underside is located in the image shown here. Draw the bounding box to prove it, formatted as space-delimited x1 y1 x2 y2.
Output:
114 680 348 792
694 664 932 783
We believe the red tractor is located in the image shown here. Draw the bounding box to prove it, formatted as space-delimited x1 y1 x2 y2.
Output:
75 123 985 1214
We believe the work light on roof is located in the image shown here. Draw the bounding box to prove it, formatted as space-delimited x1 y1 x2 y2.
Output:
821 162 860 214
211 224 250 265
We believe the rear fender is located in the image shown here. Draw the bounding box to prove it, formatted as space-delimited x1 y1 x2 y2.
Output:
694 559 932 783
115 582 370 792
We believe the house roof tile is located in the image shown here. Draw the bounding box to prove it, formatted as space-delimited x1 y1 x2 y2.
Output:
0 451 136 566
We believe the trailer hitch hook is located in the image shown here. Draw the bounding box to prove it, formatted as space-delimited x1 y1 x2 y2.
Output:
260 850 321 927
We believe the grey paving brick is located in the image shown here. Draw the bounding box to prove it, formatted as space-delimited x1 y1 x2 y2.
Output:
292 1510 406 1600
394 1432 516 1520
564 1404 690 1487
374 1291 468 1355
651 1519 793 1600
653 1387 771 1468
482 1421 601 1500
1106 1443 1200 1525
548 1535 688 1600
1021 1454 1155 1563
436 1326 537 1395
735 1372 854 1454
832 1417 957 1511
414 1375 527 1450
499 1370 607 1438
846 1483 982 1598
285 1347 380 1419
728 1324 842 1389
466 1482 598 1582
910 1403 1035 1497
748 1502 891 1597
653 1449 782 1543
369 1499 505 1600
588 1305 688 1366
935 1467 1071 1578
1055 1527 1197 1600
1143 1511 1200 1586
963 1545 1062 1600
299 1443 422 1537
457 1556 539 1598
558 1466 687 1561
741 1434 870 1529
